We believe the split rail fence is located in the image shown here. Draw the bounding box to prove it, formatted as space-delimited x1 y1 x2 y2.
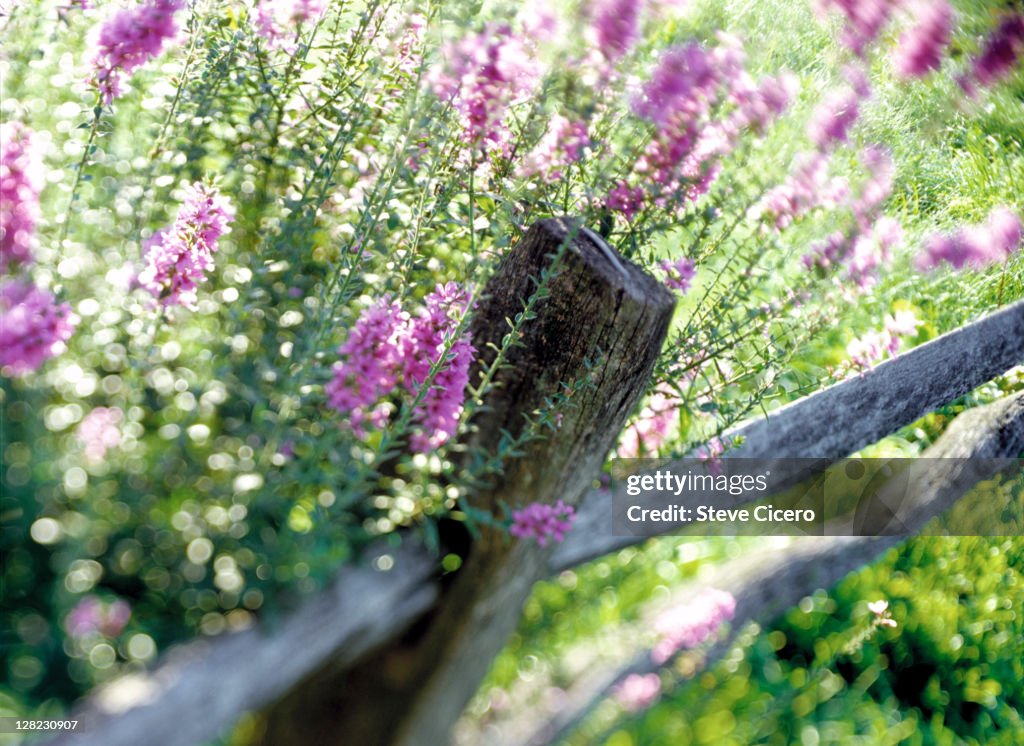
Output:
47 219 1024 746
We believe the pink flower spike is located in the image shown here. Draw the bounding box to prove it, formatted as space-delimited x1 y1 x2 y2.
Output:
808 87 861 150
428 25 541 159
65 595 131 639
587 0 643 63
884 309 920 338
893 1 953 79
606 181 645 221
916 207 1023 272
518 115 591 183
0 280 76 376
961 14 1024 92
0 122 45 272
255 0 328 51
89 0 184 104
614 673 661 711
651 588 736 664
325 298 407 436
138 182 234 308
660 257 696 293
509 501 576 546
77 407 125 463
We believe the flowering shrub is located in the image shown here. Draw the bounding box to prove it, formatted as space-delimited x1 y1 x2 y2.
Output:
1 0 1021 719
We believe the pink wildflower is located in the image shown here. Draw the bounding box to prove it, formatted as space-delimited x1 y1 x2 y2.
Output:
852 146 894 230
728 73 799 133
0 280 75 376
618 384 682 458
65 595 131 639
633 43 719 128
808 87 861 150
916 207 1023 271
255 0 327 50
520 1 561 44
893 1 953 79
614 673 661 711
138 182 234 307
696 436 726 476
844 215 902 290
1 122 44 272
846 330 891 371
960 14 1024 93
587 0 643 63
752 152 849 230
518 115 591 182
403 283 475 453
883 309 920 352
605 181 645 221
325 284 474 451
659 257 696 293
325 298 407 435
509 500 576 546
77 407 124 463
816 0 900 57
651 588 736 664
430 25 541 158
89 0 183 104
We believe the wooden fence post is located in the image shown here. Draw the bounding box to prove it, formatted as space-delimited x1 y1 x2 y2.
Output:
255 218 676 745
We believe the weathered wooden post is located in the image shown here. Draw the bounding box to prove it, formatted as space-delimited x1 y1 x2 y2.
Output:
256 218 676 744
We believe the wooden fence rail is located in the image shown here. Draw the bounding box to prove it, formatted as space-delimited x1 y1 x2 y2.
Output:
47 224 1024 746
488 390 1024 746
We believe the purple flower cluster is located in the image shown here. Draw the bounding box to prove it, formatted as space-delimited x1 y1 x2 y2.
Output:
916 207 1023 271
77 406 125 463
509 500 576 546
651 588 736 664
1 122 44 272
138 182 234 308
727 73 799 134
844 310 920 373
617 384 683 458
613 673 661 712
587 0 643 63
326 284 475 452
960 14 1024 93
430 25 540 159
605 181 645 221
807 87 862 150
65 595 131 640
632 42 722 128
610 35 794 220
893 1 953 79
403 283 476 453
659 257 696 293
0 280 76 375
799 147 898 290
326 299 407 435
255 0 327 50
89 0 183 104
752 152 849 230
816 0 899 56
518 115 591 183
